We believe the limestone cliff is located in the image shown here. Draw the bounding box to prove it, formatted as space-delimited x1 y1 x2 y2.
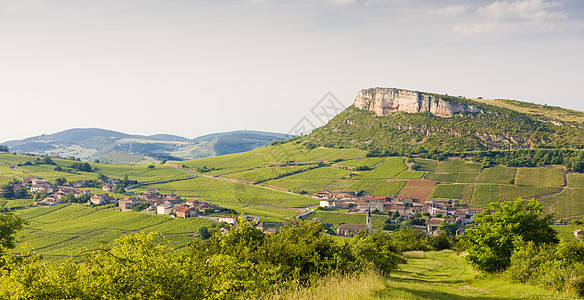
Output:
353 88 485 117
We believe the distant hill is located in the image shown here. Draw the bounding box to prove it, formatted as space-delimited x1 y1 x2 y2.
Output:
2 128 291 164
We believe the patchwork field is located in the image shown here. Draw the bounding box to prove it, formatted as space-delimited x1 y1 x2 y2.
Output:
3 144 584 260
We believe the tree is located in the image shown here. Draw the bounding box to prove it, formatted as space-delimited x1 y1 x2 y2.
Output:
0 213 27 249
41 156 55 165
1 185 14 200
460 198 558 273
55 177 67 186
438 221 459 236
147 165 155 169
64 194 77 203
198 226 211 240
14 188 29 199
33 191 47 201
0 145 8 152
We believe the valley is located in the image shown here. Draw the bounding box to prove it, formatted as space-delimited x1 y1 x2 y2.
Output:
2 87 584 298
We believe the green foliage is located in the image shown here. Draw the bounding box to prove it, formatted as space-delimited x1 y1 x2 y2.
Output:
0 213 26 249
198 226 211 240
69 162 92 172
460 198 559 273
502 240 584 297
0 221 404 298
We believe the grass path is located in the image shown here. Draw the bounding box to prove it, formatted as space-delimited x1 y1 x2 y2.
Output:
376 250 580 299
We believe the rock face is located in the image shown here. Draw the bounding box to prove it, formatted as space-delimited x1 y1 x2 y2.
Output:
353 88 485 117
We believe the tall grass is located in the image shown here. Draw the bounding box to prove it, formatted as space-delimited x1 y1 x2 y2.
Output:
262 268 385 300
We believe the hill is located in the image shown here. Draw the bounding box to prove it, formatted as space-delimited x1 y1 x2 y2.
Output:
306 87 584 154
2 128 291 164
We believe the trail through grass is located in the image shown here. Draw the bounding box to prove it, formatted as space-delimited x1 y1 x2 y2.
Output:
377 250 578 299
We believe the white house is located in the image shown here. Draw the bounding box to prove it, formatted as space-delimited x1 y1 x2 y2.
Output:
157 202 175 215
219 215 237 224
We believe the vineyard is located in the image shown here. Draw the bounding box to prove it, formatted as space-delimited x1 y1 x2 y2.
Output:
14 204 214 259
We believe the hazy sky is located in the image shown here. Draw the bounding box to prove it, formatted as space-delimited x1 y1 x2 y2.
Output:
1 0 583 142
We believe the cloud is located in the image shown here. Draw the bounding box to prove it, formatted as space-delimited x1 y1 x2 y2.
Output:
329 0 357 4
452 0 565 35
478 0 564 21
432 5 469 15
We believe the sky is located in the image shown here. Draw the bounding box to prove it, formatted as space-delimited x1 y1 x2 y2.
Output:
1 0 583 142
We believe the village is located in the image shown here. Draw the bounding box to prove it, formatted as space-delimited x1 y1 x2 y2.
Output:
14 176 484 237
314 189 484 236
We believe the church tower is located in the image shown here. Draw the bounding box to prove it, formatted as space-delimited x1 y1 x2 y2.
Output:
366 206 372 232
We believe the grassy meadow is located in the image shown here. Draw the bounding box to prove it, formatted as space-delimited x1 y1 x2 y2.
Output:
274 250 581 299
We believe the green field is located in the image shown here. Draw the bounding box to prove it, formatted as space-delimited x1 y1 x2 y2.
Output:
0 156 190 184
180 143 365 172
456 172 478 183
567 173 584 187
265 167 352 193
334 157 383 168
540 188 584 219
430 184 464 199
223 165 316 183
345 180 406 196
395 170 426 179
412 158 438 172
14 204 215 259
435 159 465 173
475 165 517 184
131 176 318 208
471 184 561 207
354 158 408 180
515 166 565 187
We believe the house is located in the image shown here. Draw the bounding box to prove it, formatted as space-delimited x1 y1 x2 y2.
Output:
75 189 91 198
90 194 108 205
22 177 42 186
358 202 384 212
244 215 260 222
31 184 53 194
31 178 49 185
143 188 160 196
102 184 115 192
119 197 146 211
333 190 359 200
315 190 334 199
161 194 181 203
174 205 197 218
69 180 86 188
466 208 484 218
336 224 370 237
190 201 217 213
389 205 407 215
255 222 279 234
319 199 335 208
157 202 175 215
219 215 237 225
426 218 443 233
36 196 60 207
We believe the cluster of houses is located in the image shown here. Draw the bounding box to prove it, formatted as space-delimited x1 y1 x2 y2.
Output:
317 189 484 236
20 177 92 206
117 188 220 219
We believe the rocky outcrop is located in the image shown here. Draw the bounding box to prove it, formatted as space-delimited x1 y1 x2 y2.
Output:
353 88 485 117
